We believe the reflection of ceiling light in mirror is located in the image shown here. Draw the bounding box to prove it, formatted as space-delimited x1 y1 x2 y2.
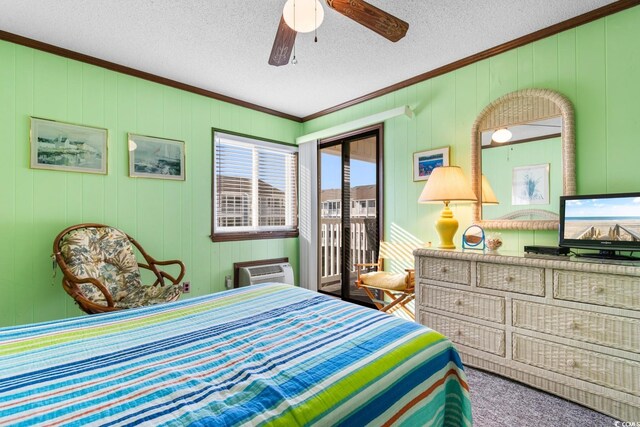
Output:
128 140 137 151
283 0 324 33
492 128 512 143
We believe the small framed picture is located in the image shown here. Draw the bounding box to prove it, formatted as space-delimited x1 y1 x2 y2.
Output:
413 147 449 181
30 117 108 174
128 134 185 181
512 164 549 205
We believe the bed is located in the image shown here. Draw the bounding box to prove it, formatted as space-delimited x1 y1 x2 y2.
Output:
0 283 472 426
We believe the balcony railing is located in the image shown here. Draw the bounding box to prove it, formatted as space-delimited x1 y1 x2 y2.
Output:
351 206 376 218
320 218 377 288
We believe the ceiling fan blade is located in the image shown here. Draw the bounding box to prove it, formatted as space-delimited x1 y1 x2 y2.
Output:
326 0 408 42
269 15 297 66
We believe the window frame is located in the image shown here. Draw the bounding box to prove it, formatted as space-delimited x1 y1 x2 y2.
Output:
211 128 299 242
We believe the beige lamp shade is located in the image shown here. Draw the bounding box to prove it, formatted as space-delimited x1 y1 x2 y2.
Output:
481 174 499 205
417 166 476 249
418 166 477 203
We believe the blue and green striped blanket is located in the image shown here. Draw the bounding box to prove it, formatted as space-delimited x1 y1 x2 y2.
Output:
0 283 472 426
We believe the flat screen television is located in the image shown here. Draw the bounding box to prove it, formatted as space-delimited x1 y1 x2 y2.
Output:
559 192 640 259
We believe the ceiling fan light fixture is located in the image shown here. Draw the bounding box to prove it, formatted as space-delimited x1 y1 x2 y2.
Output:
283 0 324 33
492 128 512 143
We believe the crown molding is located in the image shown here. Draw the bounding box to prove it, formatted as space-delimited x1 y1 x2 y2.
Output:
1 0 637 124
302 0 640 122
0 29 302 123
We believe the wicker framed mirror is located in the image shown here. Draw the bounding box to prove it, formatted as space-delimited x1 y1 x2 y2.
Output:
471 89 576 230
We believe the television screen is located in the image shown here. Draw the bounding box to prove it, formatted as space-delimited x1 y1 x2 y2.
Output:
560 193 640 251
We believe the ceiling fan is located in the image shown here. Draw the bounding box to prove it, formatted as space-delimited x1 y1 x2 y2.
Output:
269 0 409 66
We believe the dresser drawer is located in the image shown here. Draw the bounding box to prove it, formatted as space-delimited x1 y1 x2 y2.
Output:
553 270 640 310
421 312 505 356
477 263 545 296
419 258 470 285
420 285 505 323
513 334 640 397
513 300 640 352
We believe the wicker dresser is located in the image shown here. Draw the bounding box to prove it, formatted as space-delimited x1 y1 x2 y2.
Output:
414 248 640 421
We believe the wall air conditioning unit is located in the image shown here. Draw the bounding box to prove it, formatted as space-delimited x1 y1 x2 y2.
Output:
238 263 294 287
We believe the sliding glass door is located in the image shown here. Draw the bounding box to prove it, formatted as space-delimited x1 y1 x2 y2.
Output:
318 126 383 305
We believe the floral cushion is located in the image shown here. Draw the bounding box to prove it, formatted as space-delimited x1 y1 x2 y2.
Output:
60 226 181 309
60 227 142 306
118 284 182 309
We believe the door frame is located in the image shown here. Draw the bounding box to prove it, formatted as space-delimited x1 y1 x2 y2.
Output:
317 123 384 305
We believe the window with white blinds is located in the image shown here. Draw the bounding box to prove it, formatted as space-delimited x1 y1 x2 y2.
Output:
212 131 298 241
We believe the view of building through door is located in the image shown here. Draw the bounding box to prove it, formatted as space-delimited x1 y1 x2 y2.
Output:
318 128 381 305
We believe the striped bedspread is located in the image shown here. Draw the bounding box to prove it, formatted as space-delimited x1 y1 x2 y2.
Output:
0 283 472 426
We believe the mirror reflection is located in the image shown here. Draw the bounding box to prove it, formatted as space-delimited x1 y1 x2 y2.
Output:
481 116 562 221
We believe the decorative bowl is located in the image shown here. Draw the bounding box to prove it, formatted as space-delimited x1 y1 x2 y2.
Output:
486 234 503 251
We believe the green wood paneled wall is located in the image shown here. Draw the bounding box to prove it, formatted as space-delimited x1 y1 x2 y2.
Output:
0 41 301 326
303 6 640 265
1 6 639 326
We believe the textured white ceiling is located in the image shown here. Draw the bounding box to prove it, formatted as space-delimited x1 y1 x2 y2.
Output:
0 0 617 118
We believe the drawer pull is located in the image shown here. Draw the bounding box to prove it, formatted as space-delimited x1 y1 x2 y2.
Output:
568 321 579 330
454 299 463 306
591 286 604 294
440 266 448 273
456 330 463 336
505 276 515 283
567 359 577 368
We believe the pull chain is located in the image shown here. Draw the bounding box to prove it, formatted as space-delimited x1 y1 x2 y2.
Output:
314 0 318 42
292 0 298 64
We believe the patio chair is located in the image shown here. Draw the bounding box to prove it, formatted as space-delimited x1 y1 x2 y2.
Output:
53 223 185 314
355 257 415 320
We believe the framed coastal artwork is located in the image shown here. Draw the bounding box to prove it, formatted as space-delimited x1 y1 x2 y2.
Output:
30 117 108 174
413 147 449 181
128 133 185 181
512 163 549 205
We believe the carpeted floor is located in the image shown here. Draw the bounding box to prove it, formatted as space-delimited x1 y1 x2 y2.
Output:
465 367 619 426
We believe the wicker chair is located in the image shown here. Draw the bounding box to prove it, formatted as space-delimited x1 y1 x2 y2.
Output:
355 257 415 320
53 223 185 314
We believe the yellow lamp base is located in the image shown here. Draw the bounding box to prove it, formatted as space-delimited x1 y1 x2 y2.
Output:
435 202 459 249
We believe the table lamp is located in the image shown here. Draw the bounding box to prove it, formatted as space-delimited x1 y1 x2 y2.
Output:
418 166 477 249
481 174 499 205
